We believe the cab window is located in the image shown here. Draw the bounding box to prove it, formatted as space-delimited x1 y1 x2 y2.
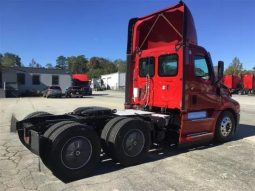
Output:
139 57 155 77
158 54 178 76
194 56 210 80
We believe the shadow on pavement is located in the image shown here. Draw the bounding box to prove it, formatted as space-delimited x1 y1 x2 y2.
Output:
234 123 255 140
91 93 109 96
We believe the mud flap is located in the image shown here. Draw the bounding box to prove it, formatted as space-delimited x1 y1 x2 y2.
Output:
30 130 40 155
10 114 18 132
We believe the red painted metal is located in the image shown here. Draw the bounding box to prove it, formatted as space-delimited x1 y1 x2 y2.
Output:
127 2 197 109
242 74 255 90
72 74 89 82
223 75 242 90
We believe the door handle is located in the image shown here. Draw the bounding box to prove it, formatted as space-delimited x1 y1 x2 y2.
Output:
192 95 197 105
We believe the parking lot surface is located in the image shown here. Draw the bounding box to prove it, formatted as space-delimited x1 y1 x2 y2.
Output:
0 91 254 191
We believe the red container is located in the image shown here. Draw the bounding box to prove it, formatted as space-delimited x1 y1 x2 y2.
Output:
242 74 255 90
223 75 242 90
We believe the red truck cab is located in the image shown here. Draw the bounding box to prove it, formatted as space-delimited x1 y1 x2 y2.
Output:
125 2 240 144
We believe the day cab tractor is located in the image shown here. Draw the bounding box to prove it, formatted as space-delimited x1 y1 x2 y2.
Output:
16 2 240 182
71 74 92 96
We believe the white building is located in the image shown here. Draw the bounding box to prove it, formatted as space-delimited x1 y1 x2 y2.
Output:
101 72 126 90
0 67 71 97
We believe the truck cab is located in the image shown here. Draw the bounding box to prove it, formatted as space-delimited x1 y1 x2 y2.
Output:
125 2 240 144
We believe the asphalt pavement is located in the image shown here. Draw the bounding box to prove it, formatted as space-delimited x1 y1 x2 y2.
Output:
0 91 254 191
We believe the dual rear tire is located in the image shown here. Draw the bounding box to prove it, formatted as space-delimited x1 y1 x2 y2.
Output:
101 117 151 166
41 117 151 182
42 122 101 182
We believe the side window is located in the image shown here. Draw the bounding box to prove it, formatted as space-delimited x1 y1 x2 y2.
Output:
194 56 210 80
139 57 155 77
158 54 178 76
52 75 59 85
32 75 40 85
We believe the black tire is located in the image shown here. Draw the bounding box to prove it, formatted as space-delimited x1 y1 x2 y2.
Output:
107 118 151 166
215 111 236 143
44 121 76 140
100 117 127 155
48 122 101 182
24 111 52 120
41 121 77 169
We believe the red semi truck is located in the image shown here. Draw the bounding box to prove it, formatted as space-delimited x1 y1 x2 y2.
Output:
223 75 242 94
16 2 240 182
241 73 255 94
71 74 92 95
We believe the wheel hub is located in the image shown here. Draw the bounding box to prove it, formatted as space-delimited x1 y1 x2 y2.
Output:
75 150 81 156
61 136 92 170
220 116 232 137
122 129 145 157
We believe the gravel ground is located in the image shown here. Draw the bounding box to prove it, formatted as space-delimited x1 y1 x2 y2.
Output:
0 91 254 191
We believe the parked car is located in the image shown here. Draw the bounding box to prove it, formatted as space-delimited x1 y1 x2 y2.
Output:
42 86 62 98
65 86 91 98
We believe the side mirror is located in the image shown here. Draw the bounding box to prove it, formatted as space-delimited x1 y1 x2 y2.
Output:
217 61 224 81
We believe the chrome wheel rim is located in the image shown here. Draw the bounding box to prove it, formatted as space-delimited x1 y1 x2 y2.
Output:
220 116 232 137
61 136 92 170
122 129 145 157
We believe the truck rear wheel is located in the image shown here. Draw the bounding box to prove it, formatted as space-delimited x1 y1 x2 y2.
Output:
107 118 151 166
41 121 77 169
48 122 101 182
101 116 127 155
215 111 236 143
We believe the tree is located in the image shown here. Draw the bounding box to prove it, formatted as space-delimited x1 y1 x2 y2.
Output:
45 63 53 69
253 66 255 71
1 52 21 67
66 55 88 74
224 57 243 76
87 57 118 78
114 59 126 72
29 58 42 68
56 56 67 70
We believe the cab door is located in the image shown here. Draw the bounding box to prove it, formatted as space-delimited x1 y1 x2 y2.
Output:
180 46 221 144
189 46 221 111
